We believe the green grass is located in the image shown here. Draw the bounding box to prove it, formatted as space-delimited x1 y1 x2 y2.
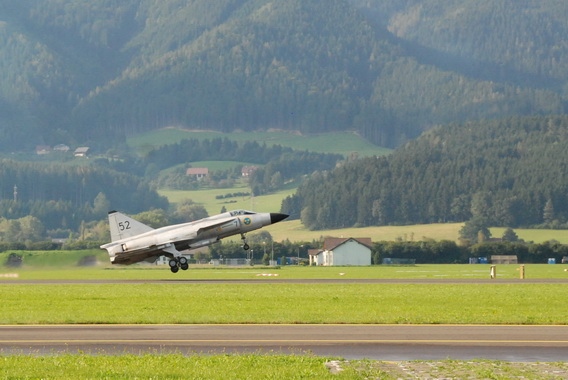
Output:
1 279 567 324
2 254 568 279
159 185 296 215
0 354 365 379
2 249 107 267
128 128 391 158
1 356 566 380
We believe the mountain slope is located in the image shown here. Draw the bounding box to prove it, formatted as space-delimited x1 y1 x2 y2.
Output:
0 0 566 150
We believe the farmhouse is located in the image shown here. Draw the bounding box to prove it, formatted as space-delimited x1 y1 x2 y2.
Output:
186 167 209 179
308 248 324 266
309 237 372 266
241 166 258 177
53 144 70 152
74 147 90 157
35 145 51 155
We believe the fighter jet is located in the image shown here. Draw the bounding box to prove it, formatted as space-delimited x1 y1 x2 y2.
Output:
100 209 288 273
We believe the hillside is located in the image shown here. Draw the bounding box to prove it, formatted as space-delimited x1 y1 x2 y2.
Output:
0 0 566 150
284 115 568 229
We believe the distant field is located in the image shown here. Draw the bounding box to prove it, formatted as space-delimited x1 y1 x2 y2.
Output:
267 219 465 243
127 128 391 157
159 185 568 244
159 184 296 215
269 220 568 244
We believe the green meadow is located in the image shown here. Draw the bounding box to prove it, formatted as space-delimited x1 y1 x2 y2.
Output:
2 281 567 325
1 263 568 325
159 185 296 216
127 128 391 158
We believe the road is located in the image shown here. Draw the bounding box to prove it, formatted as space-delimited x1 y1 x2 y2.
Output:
1 324 567 361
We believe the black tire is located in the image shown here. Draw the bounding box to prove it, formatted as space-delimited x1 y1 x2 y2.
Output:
170 265 179 273
181 263 189 271
243 243 250 250
179 256 188 265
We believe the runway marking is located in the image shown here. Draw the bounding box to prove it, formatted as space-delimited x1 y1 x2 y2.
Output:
3 323 568 327
2 339 568 344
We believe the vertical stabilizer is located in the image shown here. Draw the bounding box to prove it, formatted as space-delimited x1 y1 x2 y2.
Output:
108 210 154 242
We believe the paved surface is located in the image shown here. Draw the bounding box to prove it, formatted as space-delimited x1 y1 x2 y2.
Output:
1 324 567 361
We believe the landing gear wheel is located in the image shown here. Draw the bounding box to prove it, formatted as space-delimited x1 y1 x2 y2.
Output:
243 243 250 251
170 265 179 273
179 256 188 265
180 263 189 271
168 259 178 268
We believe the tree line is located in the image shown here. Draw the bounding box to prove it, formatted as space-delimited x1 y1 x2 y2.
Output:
0 160 167 235
373 240 568 265
282 115 568 230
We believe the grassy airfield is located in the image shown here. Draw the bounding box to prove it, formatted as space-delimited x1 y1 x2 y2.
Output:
1 259 568 324
1 263 568 378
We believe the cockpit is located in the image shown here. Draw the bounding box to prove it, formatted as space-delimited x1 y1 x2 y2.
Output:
229 210 256 216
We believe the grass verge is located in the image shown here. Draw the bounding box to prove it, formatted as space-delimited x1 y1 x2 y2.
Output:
0 354 359 379
1 282 567 324
1 355 567 379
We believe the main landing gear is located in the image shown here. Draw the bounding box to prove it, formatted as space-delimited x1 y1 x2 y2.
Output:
169 256 189 273
241 234 250 251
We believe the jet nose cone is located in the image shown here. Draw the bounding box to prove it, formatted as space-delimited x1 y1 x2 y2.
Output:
270 213 289 224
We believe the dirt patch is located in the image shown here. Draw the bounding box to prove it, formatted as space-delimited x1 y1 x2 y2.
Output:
341 360 568 379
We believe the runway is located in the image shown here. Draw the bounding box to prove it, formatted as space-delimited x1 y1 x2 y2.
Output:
1 324 567 361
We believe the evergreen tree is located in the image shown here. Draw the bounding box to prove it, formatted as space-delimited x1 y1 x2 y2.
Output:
502 227 519 242
543 199 555 224
459 217 492 245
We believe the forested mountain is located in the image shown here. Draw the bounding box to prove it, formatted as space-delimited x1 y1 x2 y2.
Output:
0 0 567 150
283 115 568 230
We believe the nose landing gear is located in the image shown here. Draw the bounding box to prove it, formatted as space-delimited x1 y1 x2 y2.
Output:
168 256 189 273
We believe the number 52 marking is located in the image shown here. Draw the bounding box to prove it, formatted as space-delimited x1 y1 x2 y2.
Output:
118 221 131 231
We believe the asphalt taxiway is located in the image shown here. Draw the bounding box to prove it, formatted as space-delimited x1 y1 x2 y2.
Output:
1 324 567 361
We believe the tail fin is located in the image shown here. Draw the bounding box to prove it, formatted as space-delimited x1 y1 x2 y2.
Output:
108 210 154 242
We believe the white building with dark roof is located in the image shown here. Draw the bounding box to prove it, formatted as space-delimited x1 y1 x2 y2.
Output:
310 237 372 266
